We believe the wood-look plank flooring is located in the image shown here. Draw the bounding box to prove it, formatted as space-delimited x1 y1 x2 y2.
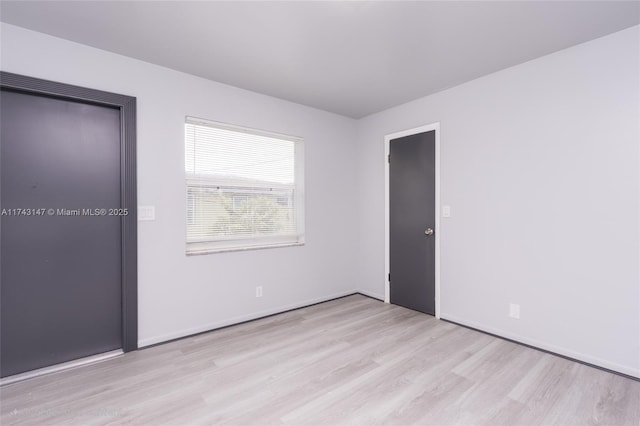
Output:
1 295 638 425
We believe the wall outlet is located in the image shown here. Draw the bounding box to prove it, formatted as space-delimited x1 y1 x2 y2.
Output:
442 205 451 218
256 286 263 298
509 303 520 319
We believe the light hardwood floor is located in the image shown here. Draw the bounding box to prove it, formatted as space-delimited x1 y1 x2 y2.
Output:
1 294 638 425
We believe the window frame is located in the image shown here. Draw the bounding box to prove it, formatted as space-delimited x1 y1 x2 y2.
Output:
184 117 305 255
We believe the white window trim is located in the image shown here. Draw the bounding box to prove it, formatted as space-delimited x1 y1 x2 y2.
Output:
185 117 305 255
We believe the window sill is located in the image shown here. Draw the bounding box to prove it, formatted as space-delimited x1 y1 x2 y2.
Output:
186 241 305 256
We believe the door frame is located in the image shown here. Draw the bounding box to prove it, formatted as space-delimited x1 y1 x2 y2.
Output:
384 123 441 318
0 71 138 352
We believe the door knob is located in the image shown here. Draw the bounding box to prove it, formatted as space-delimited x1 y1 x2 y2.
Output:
424 228 434 236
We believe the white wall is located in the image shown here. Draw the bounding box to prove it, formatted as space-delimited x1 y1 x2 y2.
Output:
0 23 359 346
2 22 639 378
355 26 640 377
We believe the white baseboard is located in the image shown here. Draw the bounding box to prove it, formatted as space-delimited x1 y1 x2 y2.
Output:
356 289 385 301
440 312 640 379
138 290 357 348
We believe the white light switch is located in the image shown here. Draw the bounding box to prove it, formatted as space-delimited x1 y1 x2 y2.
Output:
138 205 155 221
442 205 451 218
509 303 520 319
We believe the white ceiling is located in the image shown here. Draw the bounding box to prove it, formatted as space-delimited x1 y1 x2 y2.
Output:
1 1 638 118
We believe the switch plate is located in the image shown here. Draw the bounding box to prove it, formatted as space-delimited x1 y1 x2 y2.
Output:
442 205 451 218
138 205 155 221
509 303 520 319
256 286 263 298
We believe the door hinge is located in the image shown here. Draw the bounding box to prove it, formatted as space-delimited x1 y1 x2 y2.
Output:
388 273 391 281
388 154 390 163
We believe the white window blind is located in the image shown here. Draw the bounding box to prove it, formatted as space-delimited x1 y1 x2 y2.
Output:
185 117 304 254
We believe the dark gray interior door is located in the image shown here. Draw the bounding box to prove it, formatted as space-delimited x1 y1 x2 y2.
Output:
389 130 436 315
1 89 123 377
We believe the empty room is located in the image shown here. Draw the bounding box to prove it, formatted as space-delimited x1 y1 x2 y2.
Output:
0 1 639 425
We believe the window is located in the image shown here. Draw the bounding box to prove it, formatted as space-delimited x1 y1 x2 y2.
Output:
186 191 196 225
185 117 304 254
